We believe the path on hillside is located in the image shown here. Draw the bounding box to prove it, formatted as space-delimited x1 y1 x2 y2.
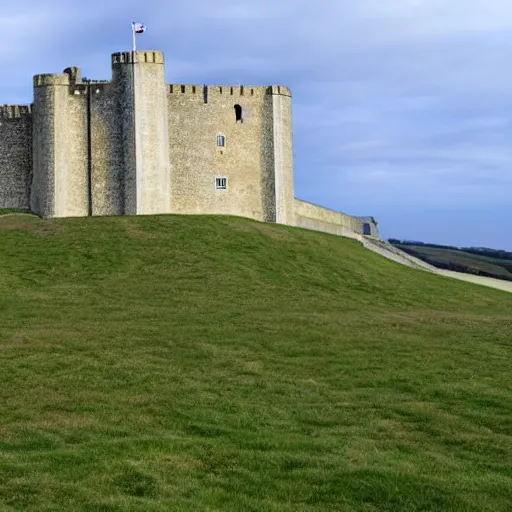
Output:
361 236 512 294
437 270 512 293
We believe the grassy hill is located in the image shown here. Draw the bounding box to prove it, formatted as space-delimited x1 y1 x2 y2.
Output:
1 213 511 511
389 241 512 282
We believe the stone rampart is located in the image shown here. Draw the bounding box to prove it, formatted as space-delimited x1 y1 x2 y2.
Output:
0 48 380 242
167 84 291 98
0 104 32 119
0 105 32 209
294 198 366 239
33 74 70 87
165 83 294 223
167 84 273 221
89 82 125 215
112 51 164 65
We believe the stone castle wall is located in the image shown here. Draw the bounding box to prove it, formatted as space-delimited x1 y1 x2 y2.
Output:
168 84 271 221
0 49 379 241
89 81 124 216
0 105 32 209
270 87 294 225
294 198 379 239
113 51 171 215
32 73 89 218
167 83 295 224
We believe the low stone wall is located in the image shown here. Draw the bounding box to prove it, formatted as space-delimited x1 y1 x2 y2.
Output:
294 198 366 240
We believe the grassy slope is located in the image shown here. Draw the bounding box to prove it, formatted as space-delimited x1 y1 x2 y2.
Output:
0 209 30 215
394 244 512 281
0 214 511 512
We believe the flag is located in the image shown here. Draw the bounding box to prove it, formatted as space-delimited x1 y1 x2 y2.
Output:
132 22 146 34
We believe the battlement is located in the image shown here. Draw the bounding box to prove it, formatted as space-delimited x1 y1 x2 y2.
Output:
268 85 292 97
111 50 164 66
0 104 32 119
168 84 261 97
167 84 291 97
34 73 70 87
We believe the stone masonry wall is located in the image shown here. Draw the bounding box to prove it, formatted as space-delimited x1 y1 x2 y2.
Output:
0 105 32 209
32 73 89 218
31 75 59 217
113 51 171 215
63 88 89 217
2 48 380 238
89 81 125 216
271 87 295 225
112 54 137 215
294 198 366 239
167 84 274 221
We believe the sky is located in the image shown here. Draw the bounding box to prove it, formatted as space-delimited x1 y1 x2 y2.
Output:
1 0 511 249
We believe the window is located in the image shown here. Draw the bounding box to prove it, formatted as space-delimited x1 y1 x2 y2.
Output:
216 134 226 147
234 104 243 123
215 177 227 190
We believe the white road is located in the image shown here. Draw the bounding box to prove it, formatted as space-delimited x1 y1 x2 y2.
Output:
437 270 512 294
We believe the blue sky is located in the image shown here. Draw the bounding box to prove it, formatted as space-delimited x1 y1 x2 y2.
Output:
2 0 511 249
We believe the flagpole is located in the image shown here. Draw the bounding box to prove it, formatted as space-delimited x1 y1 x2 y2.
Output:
132 22 136 53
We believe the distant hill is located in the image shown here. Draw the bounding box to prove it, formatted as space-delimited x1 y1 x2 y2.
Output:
388 239 512 282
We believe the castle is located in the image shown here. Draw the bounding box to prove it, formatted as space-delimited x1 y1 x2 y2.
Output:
0 49 379 239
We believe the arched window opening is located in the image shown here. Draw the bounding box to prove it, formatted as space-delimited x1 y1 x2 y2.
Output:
216 134 226 147
234 104 243 123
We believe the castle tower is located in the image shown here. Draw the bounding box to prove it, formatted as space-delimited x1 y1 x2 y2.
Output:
268 86 295 225
31 73 89 218
111 51 171 215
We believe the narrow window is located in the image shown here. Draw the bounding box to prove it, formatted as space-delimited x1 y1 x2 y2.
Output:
216 134 226 147
215 177 227 190
234 104 242 123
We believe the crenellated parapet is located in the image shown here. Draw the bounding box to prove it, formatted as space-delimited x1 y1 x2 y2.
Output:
33 73 70 88
112 50 164 65
267 85 292 97
168 84 262 97
0 104 32 119
167 84 292 97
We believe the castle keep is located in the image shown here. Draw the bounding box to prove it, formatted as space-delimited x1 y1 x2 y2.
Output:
0 49 379 238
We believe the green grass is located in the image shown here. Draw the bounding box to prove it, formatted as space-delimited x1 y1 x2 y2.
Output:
0 208 31 215
1 213 511 511
394 244 512 281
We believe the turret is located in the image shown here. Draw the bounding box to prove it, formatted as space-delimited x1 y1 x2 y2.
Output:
31 71 88 218
266 86 295 225
111 50 171 215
